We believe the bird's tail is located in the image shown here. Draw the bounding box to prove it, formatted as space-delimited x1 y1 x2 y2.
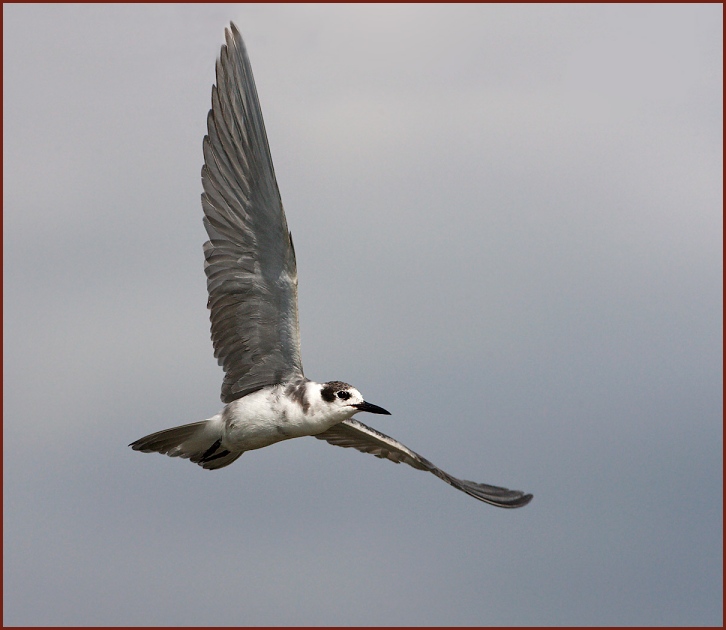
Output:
129 415 242 470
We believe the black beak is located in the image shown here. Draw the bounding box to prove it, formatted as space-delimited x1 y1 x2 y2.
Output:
352 401 391 415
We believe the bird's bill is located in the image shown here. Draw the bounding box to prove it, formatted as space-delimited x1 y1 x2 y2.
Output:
352 401 391 415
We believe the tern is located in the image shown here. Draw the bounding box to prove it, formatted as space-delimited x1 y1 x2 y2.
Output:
130 23 533 509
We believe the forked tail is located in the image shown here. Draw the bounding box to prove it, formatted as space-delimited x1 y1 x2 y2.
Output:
129 415 241 470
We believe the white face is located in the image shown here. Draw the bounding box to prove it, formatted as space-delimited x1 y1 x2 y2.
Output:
318 381 391 418
331 387 364 411
319 381 364 416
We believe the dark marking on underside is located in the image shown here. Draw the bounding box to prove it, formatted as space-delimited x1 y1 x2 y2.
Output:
285 379 310 413
201 438 222 461
201 449 231 462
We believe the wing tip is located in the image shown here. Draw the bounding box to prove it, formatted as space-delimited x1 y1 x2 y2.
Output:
501 492 533 509
225 22 246 55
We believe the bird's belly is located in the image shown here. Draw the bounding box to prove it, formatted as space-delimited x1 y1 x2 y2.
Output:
225 420 291 450
221 394 334 451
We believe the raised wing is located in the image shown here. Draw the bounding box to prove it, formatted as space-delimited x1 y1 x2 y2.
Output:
202 23 303 403
314 419 533 508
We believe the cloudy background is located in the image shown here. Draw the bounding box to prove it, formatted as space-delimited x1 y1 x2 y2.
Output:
3 3 722 626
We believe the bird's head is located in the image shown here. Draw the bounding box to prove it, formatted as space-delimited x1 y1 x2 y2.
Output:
319 381 390 419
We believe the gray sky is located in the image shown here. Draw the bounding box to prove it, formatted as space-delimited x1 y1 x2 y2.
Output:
3 3 722 626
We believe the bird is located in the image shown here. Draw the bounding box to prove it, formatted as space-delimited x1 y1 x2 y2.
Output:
129 22 533 509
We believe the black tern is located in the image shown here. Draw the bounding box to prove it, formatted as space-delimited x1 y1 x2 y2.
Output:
130 23 533 509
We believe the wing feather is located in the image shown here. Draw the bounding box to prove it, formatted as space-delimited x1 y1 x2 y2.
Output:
202 23 303 402
315 419 533 508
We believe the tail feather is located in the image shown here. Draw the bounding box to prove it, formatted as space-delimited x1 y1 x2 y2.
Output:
129 415 242 470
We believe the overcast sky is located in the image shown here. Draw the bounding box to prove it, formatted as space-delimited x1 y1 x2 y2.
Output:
3 3 722 626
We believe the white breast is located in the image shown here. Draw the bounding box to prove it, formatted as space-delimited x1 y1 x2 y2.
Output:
220 382 349 451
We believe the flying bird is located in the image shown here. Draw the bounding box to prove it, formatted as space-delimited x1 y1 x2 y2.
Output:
130 23 532 509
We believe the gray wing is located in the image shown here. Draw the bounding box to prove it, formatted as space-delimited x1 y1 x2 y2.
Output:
202 23 303 403
314 419 533 508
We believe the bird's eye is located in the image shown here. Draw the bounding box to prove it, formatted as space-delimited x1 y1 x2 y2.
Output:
337 391 351 400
